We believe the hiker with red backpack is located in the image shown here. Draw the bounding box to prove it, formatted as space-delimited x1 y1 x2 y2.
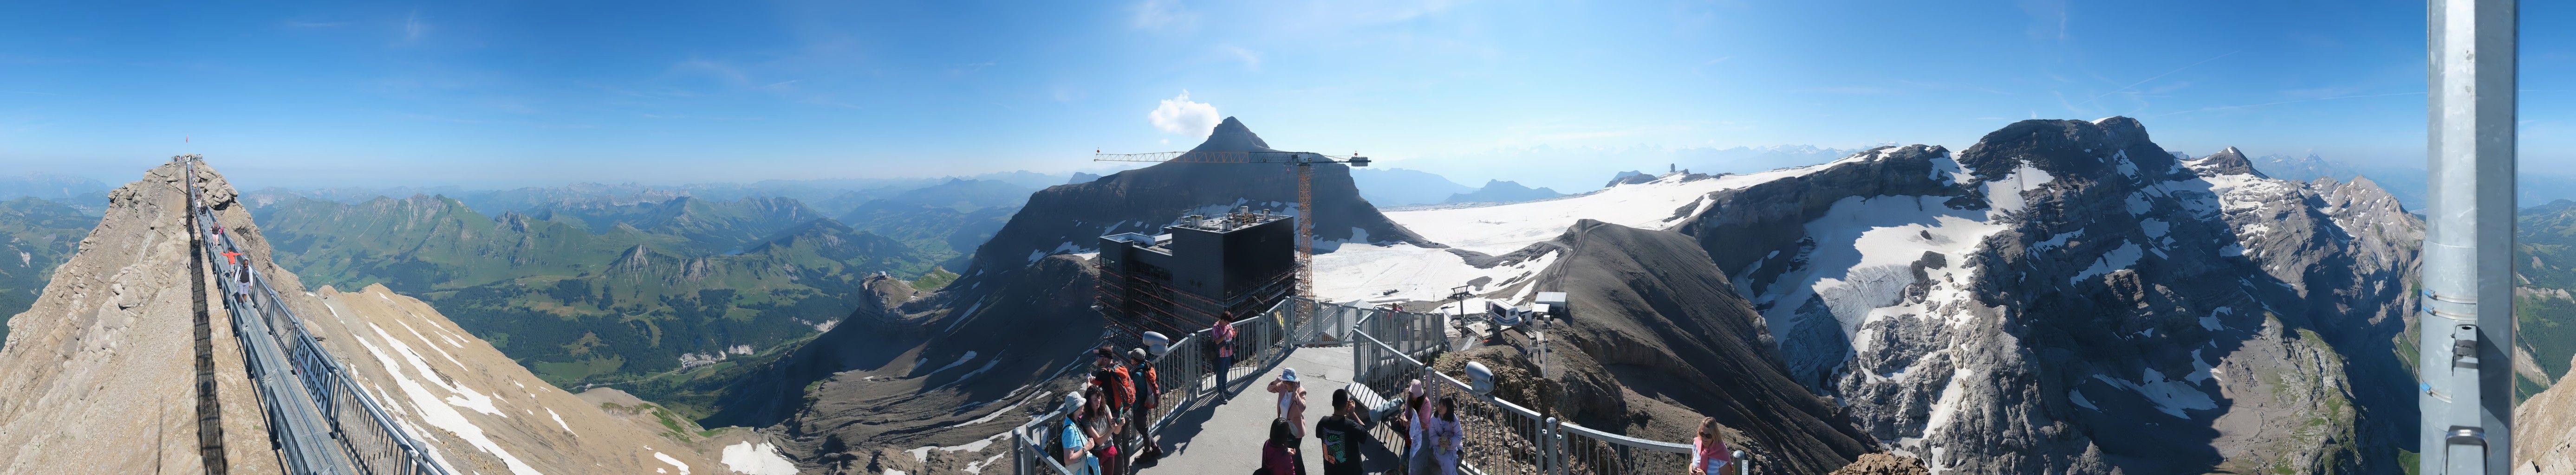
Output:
1127 348 1163 460
1092 347 1134 474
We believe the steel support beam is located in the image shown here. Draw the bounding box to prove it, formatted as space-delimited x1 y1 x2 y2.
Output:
2420 0 2515 472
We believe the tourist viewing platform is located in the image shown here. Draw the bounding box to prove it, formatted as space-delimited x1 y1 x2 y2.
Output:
1009 297 1738 475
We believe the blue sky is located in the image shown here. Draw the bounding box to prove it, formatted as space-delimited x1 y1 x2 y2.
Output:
1 0 2568 191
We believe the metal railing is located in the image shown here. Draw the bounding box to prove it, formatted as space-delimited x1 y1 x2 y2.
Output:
1012 296 1737 475
1011 302 1296 475
188 159 454 475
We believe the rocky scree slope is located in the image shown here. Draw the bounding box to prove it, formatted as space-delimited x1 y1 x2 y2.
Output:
1673 118 2412 474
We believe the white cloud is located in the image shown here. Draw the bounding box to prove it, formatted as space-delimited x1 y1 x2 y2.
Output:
1131 0 1197 31
1148 90 1220 138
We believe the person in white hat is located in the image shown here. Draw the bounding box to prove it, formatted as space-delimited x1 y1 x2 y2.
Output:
1267 367 1310 441
1059 391 1098 475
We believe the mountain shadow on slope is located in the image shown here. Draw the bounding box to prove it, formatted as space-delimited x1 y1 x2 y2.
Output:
1526 219 1875 474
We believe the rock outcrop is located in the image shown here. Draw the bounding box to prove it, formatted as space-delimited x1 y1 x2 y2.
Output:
1830 453 1932 475
2520 354 2576 475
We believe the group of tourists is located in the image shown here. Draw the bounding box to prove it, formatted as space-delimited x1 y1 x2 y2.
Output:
1061 345 1165 475
1077 309 1737 475
1255 372 1462 475
205 213 258 307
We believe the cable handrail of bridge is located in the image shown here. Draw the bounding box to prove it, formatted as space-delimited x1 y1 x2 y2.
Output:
186 159 455 475
1012 296 1745 475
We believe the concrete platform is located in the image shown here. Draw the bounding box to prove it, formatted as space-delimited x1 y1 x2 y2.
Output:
1137 346 1404 474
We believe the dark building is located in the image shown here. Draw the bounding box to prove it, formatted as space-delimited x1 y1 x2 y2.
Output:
1095 208 1297 338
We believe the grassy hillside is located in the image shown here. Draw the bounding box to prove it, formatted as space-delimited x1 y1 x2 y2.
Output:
529 196 827 255
2519 199 2576 399
0 198 98 341
258 194 941 387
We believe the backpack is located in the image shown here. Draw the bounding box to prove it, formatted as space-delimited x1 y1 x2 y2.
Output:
1135 366 1160 408
1106 366 1135 408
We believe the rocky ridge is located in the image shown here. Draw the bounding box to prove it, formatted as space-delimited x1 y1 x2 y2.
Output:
0 159 763 475
1668 118 2413 474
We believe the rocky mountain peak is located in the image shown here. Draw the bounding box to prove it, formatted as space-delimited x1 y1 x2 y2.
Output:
1956 117 2180 186
2186 146 2266 178
1188 116 1277 153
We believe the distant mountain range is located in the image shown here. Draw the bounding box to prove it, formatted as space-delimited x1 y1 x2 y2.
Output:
226 174 1044 398
1444 179 1562 204
2247 152 2576 211
1384 144 1862 193
239 168 1073 218
1351 167 1475 205
0 174 111 216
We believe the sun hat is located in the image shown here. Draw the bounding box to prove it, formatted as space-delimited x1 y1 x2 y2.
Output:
1280 367 1300 382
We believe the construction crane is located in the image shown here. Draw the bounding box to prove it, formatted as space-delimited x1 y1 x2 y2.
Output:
1093 150 1369 304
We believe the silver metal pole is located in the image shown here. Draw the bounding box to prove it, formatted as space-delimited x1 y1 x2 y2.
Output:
2421 0 2516 473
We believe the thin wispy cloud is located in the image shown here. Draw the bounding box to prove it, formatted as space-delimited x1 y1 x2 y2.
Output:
2154 91 2422 117
397 10 428 45
1131 0 1197 31
1800 86 1898 95
2019 0 2069 43
1220 45 1262 71
673 58 751 85
2071 51 2237 109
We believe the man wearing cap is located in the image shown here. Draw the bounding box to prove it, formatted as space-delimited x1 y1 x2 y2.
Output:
1127 348 1163 460
1267 367 1310 440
